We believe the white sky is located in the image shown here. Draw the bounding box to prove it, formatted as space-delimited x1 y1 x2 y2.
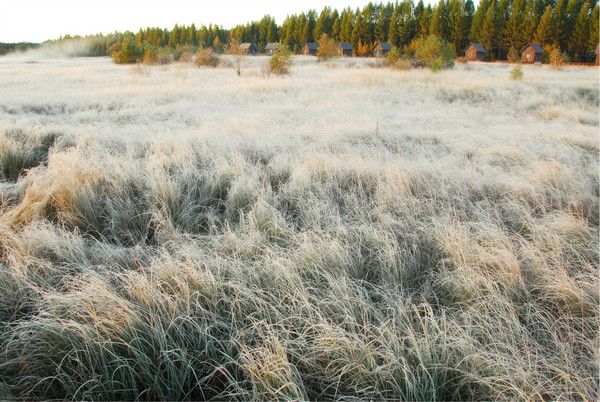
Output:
0 0 400 43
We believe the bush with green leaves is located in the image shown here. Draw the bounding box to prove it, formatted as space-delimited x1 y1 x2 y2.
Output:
267 45 292 75
410 35 455 71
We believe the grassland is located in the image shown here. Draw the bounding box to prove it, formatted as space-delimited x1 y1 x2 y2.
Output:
0 55 598 400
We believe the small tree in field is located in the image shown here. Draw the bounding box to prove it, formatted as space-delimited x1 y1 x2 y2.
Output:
510 65 524 80
226 37 245 76
549 47 567 69
317 34 338 61
268 44 292 75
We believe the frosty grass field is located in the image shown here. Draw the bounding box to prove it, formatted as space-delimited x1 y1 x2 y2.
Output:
0 55 598 400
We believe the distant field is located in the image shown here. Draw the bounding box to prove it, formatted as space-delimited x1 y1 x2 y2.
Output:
0 56 598 400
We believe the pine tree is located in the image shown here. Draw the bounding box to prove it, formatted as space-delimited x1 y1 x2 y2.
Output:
362 2 376 44
480 0 497 57
340 8 354 42
535 5 554 44
267 19 278 43
570 1 590 59
524 0 542 46
314 7 332 40
332 12 341 40
495 0 511 58
552 0 568 48
449 0 465 52
504 0 528 53
463 0 475 46
295 13 307 51
419 5 433 37
398 0 415 47
168 25 180 48
589 5 599 54
430 0 449 39
375 6 389 41
388 6 399 46
352 11 365 48
470 0 489 42
566 0 584 38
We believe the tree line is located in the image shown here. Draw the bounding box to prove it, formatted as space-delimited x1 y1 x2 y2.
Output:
0 42 40 55
47 0 600 62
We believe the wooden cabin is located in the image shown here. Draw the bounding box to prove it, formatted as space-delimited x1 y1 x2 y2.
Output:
338 42 353 57
265 43 279 55
303 42 319 56
374 42 392 58
521 43 543 63
240 43 258 55
464 43 486 61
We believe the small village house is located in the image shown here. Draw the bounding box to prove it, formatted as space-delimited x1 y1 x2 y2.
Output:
240 43 258 55
265 43 279 55
521 43 543 63
338 42 353 57
464 43 486 61
374 42 392 58
303 42 319 56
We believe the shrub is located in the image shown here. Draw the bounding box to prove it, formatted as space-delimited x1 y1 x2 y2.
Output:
267 44 292 76
194 48 219 68
174 46 194 63
510 65 524 80
411 35 455 71
507 47 519 63
157 49 173 65
386 46 412 70
110 38 142 64
317 34 338 61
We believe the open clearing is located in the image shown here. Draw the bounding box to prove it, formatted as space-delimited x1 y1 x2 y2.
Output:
0 56 598 400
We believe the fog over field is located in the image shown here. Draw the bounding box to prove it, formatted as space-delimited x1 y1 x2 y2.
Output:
0 56 598 400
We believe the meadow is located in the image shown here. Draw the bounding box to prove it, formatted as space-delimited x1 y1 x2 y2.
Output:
0 55 598 400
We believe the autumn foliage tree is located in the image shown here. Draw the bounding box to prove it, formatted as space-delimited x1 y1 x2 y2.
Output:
316 33 338 61
226 37 245 76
